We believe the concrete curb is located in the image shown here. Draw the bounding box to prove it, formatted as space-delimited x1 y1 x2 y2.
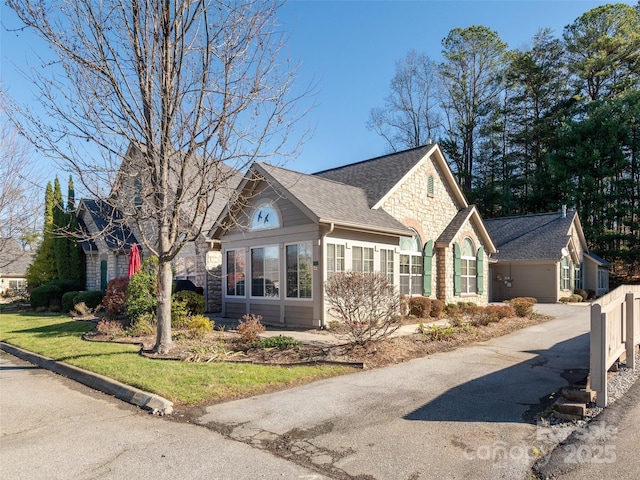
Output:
0 342 174 415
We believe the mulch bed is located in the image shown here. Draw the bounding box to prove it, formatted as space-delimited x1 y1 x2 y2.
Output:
83 313 551 369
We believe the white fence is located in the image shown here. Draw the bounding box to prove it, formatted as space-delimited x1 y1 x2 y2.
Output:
590 285 640 407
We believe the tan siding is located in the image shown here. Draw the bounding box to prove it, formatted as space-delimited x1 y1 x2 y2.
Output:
490 263 558 303
284 305 314 326
248 303 281 325
225 302 246 320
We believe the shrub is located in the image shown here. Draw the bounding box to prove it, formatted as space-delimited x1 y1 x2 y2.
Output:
483 305 515 322
30 284 63 310
254 335 301 350
508 297 537 317
430 299 445 318
409 297 432 318
324 271 402 345
48 279 84 294
172 290 205 316
126 258 158 323
75 290 104 310
96 318 125 337
102 277 129 316
62 291 81 313
184 315 213 339
127 315 155 336
585 289 596 300
237 314 266 344
568 294 583 303
574 289 588 302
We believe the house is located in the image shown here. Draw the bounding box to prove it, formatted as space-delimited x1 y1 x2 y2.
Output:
484 207 610 302
209 144 497 328
78 145 242 312
0 238 34 295
77 199 138 291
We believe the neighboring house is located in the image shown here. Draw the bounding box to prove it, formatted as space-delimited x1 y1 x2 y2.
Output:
484 207 610 302
78 145 242 312
209 144 497 328
77 199 138 291
0 238 34 295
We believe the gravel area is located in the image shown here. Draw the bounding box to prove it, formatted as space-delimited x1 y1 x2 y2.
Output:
536 350 640 448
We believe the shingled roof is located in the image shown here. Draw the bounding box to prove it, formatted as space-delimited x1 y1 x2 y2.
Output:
78 199 138 251
484 210 578 262
257 163 412 236
313 144 435 207
0 238 33 275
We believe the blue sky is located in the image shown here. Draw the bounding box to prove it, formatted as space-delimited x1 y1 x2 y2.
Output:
1 0 632 186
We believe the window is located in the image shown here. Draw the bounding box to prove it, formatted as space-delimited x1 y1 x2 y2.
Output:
226 248 246 297
250 202 280 230
286 242 312 298
352 246 374 272
400 231 422 295
175 242 197 281
251 246 279 297
460 238 477 294
561 257 571 290
327 243 345 277
380 248 395 284
574 263 583 290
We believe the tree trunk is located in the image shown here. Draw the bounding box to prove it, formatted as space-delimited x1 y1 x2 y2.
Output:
154 259 174 354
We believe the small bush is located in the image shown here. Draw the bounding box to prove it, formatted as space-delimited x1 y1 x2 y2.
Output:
484 305 515 322
237 314 266 344
96 318 125 337
127 258 158 323
254 335 301 350
568 294 583 303
585 289 596 300
102 277 129 316
430 299 445 318
508 297 537 317
574 289 588 302
30 284 63 310
422 324 456 341
62 291 81 313
172 290 205 318
409 297 432 318
48 279 84 294
127 315 155 336
75 290 104 310
185 315 213 339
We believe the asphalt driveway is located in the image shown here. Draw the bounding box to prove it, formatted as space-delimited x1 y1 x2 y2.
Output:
195 304 592 480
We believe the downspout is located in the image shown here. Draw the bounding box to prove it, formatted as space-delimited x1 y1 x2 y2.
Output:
320 223 335 329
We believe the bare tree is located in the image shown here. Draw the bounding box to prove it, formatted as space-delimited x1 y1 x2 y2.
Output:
6 0 308 353
0 96 41 270
367 50 442 152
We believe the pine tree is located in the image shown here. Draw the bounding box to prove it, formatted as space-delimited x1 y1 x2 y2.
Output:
26 181 57 287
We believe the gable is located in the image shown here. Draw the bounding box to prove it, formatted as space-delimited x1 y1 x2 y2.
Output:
485 210 586 262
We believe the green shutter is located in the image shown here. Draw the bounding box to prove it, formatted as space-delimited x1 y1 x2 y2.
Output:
477 246 484 294
423 240 433 296
100 260 108 291
454 243 461 296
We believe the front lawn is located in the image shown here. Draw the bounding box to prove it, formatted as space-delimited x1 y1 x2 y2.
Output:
0 313 354 405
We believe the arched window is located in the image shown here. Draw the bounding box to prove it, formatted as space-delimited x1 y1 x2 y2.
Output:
400 230 423 295
250 202 280 230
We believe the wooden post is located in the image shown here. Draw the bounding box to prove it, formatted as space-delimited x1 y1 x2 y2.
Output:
627 292 636 370
590 302 608 407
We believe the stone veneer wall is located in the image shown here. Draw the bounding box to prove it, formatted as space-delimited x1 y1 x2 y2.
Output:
380 156 460 242
205 250 223 313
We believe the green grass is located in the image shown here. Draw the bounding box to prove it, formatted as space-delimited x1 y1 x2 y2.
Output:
0 313 354 405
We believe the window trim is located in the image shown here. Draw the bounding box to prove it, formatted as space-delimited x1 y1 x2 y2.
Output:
225 248 246 298
250 201 281 231
286 241 313 300
250 244 280 299
460 238 477 295
351 245 374 272
399 230 423 296
326 243 345 278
